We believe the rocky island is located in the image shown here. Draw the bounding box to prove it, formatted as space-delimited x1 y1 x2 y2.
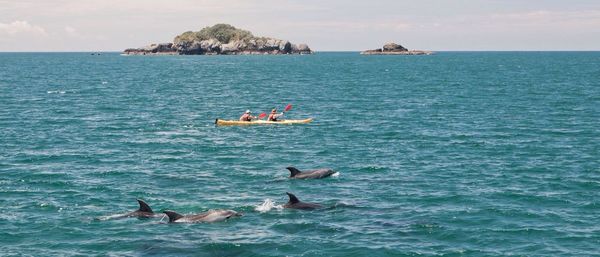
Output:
123 24 312 55
361 43 433 55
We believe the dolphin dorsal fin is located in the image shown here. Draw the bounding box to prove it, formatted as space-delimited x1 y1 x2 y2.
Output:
137 199 153 213
286 167 302 177
163 211 184 222
286 192 300 204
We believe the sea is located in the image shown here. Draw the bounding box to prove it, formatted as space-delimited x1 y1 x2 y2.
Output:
0 52 599 256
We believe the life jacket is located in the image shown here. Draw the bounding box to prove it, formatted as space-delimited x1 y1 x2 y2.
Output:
268 113 278 121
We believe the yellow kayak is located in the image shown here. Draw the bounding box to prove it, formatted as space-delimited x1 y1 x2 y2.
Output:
215 118 313 126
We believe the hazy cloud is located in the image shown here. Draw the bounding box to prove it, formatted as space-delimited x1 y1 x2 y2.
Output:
0 20 47 36
488 9 600 27
283 21 412 31
64 26 76 35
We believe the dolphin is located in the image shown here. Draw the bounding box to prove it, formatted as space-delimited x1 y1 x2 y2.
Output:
97 199 165 220
286 166 336 179
163 209 242 223
283 192 323 210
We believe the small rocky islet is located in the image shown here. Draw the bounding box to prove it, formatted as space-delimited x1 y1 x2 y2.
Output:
360 42 433 55
123 24 312 55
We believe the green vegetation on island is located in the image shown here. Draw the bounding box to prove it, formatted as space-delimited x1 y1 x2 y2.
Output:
174 24 254 45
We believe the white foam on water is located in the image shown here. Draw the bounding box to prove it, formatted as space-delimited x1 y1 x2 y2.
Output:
255 199 283 212
47 90 66 94
0 213 21 221
332 172 340 177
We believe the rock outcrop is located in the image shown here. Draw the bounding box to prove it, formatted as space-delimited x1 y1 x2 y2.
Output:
361 42 433 55
123 43 177 55
123 24 312 55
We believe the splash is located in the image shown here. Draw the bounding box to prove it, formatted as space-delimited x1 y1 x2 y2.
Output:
331 172 340 177
158 214 167 223
255 199 283 212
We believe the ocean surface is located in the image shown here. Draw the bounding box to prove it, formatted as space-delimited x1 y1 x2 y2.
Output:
0 52 599 256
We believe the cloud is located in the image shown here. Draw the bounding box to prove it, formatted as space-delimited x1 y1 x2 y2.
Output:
62 25 107 41
64 25 76 35
412 9 600 36
378 22 412 31
0 20 47 36
493 10 600 27
282 20 412 32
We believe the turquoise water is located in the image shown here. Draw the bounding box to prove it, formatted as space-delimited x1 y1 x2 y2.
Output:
1 52 599 256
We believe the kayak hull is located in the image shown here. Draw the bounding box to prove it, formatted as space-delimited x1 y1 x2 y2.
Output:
215 118 313 126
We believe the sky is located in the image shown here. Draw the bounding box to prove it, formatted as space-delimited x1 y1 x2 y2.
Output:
1 0 599 51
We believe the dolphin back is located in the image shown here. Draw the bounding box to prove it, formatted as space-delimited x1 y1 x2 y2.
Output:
311 169 335 178
137 199 153 213
286 167 302 177
294 168 335 179
162 210 242 223
163 210 184 222
284 192 323 210
200 210 242 222
286 192 300 204
293 202 323 210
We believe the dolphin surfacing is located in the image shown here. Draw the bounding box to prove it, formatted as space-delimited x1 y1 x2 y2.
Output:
97 199 165 220
163 209 242 223
286 166 336 179
283 192 323 210
126 199 166 218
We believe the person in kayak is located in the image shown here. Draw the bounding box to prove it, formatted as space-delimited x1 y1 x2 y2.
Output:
268 108 283 121
239 110 256 122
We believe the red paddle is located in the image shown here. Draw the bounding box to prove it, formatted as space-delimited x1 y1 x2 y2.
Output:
272 104 292 121
259 104 292 121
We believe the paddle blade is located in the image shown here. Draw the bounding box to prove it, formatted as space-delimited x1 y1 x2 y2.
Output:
284 104 292 112
258 113 267 119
